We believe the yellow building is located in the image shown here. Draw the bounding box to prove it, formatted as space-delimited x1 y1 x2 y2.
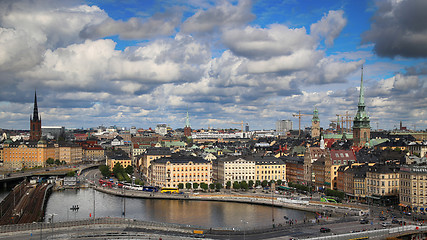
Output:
366 164 399 205
2 140 55 170
255 156 286 182
142 147 171 177
57 144 83 164
106 152 132 171
400 165 427 213
82 145 105 161
150 156 212 188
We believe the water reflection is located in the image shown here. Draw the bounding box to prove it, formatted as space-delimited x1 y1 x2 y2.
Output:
45 189 314 229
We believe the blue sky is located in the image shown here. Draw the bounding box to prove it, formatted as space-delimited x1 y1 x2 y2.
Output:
0 0 426 131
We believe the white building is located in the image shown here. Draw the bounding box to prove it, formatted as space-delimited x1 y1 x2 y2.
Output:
214 156 255 186
276 120 292 135
155 124 168 136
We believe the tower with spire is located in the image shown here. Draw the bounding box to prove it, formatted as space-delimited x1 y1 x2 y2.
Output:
30 91 42 141
353 66 370 147
184 109 192 137
311 107 320 139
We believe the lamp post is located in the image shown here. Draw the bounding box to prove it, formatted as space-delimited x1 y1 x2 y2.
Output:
241 220 248 240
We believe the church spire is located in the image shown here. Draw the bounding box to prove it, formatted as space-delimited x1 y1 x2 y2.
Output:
32 90 39 121
185 108 190 128
358 65 365 107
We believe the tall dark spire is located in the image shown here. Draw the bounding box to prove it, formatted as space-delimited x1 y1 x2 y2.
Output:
358 65 365 106
32 90 39 121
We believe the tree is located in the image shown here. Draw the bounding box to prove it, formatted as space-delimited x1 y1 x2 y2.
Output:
261 180 268 188
178 183 184 189
99 165 111 177
276 179 282 186
55 159 61 165
46 158 54 165
125 165 134 175
226 181 231 189
135 179 144 185
113 163 124 176
66 171 76 177
233 181 240 190
209 183 215 191
186 182 192 189
201 183 208 191
193 182 199 189
215 183 222 191
255 180 261 187
248 180 254 188
240 181 248 190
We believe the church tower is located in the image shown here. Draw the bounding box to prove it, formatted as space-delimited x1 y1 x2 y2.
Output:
353 66 370 147
311 107 320 139
30 91 42 141
184 109 192 137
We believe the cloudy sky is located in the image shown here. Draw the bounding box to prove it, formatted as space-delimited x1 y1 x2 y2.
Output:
0 0 426 131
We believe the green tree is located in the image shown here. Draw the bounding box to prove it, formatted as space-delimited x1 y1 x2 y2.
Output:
233 181 241 189
226 181 232 189
193 182 199 189
215 183 222 191
276 179 282 186
55 159 61 165
209 183 215 191
66 171 76 177
99 165 111 177
113 163 124 176
255 180 261 187
261 180 268 188
201 182 208 191
46 158 54 165
135 179 144 185
240 181 248 190
125 165 134 175
186 182 192 189
178 183 184 189
248 180 254 188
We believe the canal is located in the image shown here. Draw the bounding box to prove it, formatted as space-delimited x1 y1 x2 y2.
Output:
44 188 315 229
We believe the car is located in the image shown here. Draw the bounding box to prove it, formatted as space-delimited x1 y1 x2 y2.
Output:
320 227 331 233
379 216 387 221
360 219 369 224
392 219 402 224
381 222 391 227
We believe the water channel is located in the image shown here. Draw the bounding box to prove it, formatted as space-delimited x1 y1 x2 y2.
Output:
44 188 315 229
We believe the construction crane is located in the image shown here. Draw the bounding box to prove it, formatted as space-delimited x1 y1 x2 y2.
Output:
231 121 247 132
292 111 312 137
336 111 353 133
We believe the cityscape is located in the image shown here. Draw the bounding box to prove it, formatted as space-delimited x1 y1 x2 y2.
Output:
1 0 427 239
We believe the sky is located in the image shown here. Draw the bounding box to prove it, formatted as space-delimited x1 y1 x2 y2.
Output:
0 0 426 131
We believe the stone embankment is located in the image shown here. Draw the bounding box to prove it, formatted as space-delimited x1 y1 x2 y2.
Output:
94 186 366 217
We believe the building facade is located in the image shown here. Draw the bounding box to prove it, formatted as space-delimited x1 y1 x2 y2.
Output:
151 156 212 188
2 141 55 170
366 164 399 205
215 156 255 186
254 156 286 182
400 165 427 213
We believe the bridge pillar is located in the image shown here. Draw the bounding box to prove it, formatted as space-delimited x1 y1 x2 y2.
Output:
3 182 6 189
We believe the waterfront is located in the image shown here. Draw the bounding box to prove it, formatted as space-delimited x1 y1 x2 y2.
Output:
44 188 315 229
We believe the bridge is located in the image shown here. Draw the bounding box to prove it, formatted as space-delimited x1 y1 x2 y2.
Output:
0 163 101 188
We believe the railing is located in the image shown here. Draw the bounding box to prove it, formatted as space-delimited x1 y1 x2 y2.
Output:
305 225 427 240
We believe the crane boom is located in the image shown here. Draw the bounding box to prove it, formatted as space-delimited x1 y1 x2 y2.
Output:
292 111 312 137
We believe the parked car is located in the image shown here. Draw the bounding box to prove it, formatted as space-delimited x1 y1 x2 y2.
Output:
381 222 391 227
360 219 369 224
320 227 331 233
379 216 387 221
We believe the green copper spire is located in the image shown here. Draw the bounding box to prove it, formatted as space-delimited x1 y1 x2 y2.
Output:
358 65 365 106
312 107 319 122
353 65 370 128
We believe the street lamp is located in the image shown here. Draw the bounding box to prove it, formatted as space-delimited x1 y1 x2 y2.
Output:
241 220 248 240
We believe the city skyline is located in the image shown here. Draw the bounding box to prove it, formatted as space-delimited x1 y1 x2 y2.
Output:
0 0 426 131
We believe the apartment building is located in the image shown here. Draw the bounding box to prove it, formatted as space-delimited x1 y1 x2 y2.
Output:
2 140 55 170
254 156 286 182
150 155 212 188
366 164 400 205
400 165 427 213
141 147 171 177
214 156 255 186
